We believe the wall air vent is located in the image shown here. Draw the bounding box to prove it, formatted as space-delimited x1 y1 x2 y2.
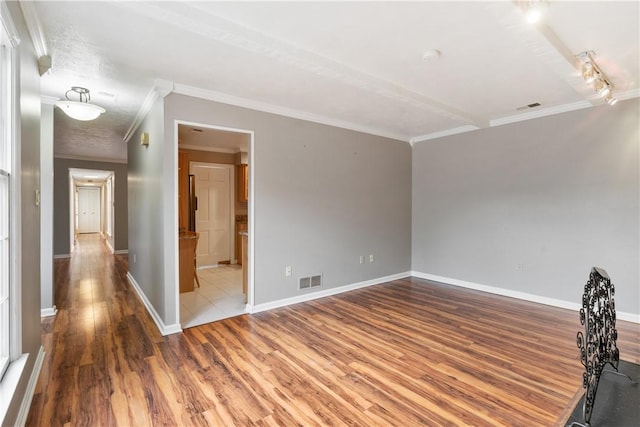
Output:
299 275 322 291
516 102 541 111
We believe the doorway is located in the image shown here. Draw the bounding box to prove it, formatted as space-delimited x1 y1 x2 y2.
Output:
175 121 253 328
68 168 115 252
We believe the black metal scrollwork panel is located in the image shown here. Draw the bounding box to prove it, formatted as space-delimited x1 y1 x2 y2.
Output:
576 267 619 424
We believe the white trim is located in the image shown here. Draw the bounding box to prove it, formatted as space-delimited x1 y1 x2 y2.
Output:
17 1 47 57
411 271 640 324
173 83 410 143
410 125 481 144
124 79 173 143
14 346 45 427
114 249 128 255
53 153 127 164
173 120 256 315
7 12 22 361
53 254 70 259
249 271 411 314
616 88 640 101
126 272 182 336
0 2 20 47
0 355 26 425
40 306 57 317
489 100 592 127
104 238 114 254
179 144 239 154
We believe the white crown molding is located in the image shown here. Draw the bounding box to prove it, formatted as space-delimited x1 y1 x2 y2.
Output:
18 1 47 57
173 83 411 143
179 144 239 154
489 100 593 127
123 79 174 143
0 1 20 47
616 88 640 101
410 125 480 145
54 153 127 164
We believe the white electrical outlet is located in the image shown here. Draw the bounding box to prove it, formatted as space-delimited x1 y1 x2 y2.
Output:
285 266 292 277
359 256 364 264
369 254 374 263
133 253 137 263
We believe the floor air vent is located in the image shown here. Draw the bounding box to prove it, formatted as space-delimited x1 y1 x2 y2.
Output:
299 275 322 290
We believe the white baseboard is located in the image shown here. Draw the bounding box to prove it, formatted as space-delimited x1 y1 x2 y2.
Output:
40 306 57 317
14 346 45 427
105 239 114 254
126 272 182 336
411 271 640 324
114 249 128 255
53 254 70 259
250 271 411 314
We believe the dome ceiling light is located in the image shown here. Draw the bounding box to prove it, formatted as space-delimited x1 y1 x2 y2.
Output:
55 86 106 121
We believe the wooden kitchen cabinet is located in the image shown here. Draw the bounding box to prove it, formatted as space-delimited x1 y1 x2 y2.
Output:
236 222 248 265
236 164 248 203
179 231 198 293
178 151 189 231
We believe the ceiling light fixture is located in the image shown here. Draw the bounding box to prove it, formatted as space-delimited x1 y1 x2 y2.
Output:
55 86 106 121
577 51 617 106
524 0 545 24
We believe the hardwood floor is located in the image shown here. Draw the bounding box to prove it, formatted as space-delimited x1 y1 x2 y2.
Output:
27 234 640 426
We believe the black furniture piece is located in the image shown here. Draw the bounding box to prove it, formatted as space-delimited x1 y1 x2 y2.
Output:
575 267 631 425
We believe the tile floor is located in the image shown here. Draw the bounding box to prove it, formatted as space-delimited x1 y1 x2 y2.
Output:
179 264 246 328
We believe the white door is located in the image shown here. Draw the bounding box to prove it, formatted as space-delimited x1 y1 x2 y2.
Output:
77 187 101 233
191 163 232 267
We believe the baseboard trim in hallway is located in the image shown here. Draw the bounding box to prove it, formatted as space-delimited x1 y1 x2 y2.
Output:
39 307 57 318
126 272 182 336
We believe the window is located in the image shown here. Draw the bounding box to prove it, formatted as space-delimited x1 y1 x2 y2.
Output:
0 9 14 381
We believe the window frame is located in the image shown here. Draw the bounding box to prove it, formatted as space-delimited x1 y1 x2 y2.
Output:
0 0 21 382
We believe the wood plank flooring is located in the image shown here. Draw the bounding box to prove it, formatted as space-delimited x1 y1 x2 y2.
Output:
27 234 640 426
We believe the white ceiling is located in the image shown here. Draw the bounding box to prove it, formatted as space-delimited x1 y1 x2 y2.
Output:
178 124 249 154
29 1 639 163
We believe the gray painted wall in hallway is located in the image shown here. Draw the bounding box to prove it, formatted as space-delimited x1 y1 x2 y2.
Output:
127 99 167 321
163 94 412 310
53 158 128 255
412 99 639 315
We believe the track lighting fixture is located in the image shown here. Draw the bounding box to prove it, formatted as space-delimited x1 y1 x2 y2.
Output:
55 87 106 121
577 51 617 106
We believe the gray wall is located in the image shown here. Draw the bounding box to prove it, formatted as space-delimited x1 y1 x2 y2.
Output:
3 2 42 425
53 158 128 255
412 99 640 315
165 94 412 307
128 93 412 328
128 99 167 320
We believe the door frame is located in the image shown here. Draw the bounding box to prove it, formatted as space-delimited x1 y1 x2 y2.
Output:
189 161 235 268
173 120 255 322
68 168 115 252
